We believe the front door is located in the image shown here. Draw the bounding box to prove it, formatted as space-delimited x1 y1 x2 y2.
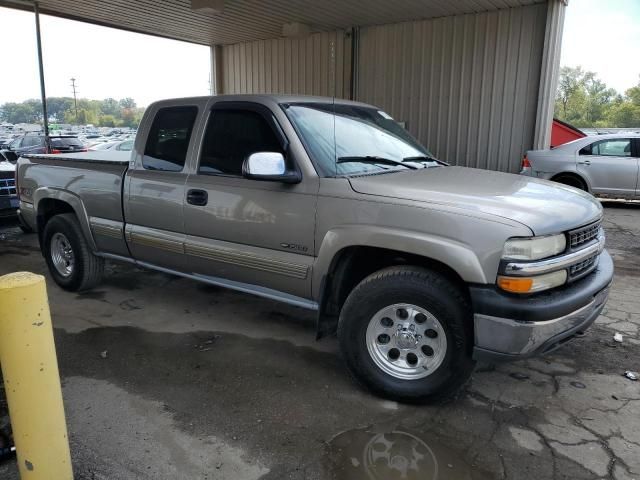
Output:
577 137 639 197
182 102 318 300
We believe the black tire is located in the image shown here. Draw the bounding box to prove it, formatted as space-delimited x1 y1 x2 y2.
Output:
42 213 104 291
337 266 475 404
553 174 587 191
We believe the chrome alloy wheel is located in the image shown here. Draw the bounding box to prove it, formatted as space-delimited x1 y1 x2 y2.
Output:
365 303 447 380
50 232 75 277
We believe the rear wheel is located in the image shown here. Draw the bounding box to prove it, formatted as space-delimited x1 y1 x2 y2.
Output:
42 213 104 291
553 174 587 191
337 266 475 404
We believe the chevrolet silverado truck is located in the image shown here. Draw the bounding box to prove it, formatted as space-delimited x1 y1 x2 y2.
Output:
16 95 613 403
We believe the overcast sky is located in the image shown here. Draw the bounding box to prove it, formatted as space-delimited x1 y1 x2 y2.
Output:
560 0 640 93
0 7 211 107
0 0 638 107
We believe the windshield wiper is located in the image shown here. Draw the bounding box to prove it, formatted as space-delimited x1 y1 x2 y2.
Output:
337 156 417 170
402 155 447 166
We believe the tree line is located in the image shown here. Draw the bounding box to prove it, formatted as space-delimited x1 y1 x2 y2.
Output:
0 97 145 128
2 71 638 130
555 66 640 128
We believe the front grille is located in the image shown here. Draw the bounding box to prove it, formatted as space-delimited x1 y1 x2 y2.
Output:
0 178 16 197
569 254 598 279
569 221 601 250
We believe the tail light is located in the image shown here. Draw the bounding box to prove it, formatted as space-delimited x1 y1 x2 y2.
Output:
522 155 531 168
50 149 62 154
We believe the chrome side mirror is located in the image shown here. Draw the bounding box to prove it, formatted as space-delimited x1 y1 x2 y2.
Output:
242 152 301 184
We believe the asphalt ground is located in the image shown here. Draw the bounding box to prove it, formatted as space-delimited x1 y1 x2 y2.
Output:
0 200 639 479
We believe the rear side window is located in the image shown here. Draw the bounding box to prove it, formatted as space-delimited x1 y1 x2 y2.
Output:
580 139 631 157
143 106 198 172
199 110 283 176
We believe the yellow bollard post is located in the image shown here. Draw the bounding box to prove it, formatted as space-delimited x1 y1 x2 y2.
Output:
0 272 73 479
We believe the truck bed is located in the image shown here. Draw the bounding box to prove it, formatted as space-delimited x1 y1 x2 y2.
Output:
19 150 130 228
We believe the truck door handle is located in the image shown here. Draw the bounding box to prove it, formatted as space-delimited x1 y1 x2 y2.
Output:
578 160 591 165
187 189 208 206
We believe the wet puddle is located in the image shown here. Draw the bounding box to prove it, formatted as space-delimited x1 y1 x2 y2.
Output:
326 426 492 480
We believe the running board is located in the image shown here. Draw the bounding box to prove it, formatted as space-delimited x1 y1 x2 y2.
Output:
96 253 319 311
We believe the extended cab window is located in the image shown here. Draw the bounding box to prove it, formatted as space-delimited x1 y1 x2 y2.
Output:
199 109 283 176
143 106 198 172
580 139 631 157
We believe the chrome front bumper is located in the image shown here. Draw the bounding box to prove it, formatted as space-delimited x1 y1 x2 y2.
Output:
471 249 613 361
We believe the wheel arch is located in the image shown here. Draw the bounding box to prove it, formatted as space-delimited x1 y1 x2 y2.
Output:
314 228 481 338
34 188 97 252
550 171 591 192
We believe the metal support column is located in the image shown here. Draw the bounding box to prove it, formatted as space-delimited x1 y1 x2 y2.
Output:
34 2 50 153
210 45 223 95
533 0 568 149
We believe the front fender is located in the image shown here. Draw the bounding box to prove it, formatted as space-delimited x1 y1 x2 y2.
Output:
33 187 97 252
312 225 488 300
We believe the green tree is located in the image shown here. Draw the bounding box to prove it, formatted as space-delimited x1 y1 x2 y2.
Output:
119 97 136 109
46 97 75 122
555 67 640 128
100 98 120 116
0 101 41 123
556 66 585 119
99 114 117 127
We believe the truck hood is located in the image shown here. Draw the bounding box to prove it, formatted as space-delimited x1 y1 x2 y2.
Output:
348 166 602 235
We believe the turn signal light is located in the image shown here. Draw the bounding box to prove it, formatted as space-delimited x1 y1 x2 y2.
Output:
497 276 533 293
498 270 568 294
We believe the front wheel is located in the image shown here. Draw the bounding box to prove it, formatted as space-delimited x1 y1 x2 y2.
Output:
337 266 475 404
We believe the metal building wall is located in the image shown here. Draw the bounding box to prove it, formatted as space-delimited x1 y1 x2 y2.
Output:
356 4 547 172
221 30 352 99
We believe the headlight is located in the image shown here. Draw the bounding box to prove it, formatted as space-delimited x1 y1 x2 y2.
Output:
502 234 566 260
497 270 568 294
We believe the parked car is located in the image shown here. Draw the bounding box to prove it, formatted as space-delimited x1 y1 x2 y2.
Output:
6 134 88 155
0 157 18 217
521 134 640 198
16 95 613 403
89 139 134 152
0 137 15 149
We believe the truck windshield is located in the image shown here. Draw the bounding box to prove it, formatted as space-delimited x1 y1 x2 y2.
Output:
283 102 437 177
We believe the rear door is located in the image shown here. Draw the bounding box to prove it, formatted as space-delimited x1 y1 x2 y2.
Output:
577 138 639 197
181 101 318 300
123 104 201 270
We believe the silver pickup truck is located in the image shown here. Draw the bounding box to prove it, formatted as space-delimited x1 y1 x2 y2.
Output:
16 95 613 403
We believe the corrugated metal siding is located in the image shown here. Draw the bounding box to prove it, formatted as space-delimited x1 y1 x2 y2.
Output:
357 3 547 172
221 31 352 98
3 0 544 46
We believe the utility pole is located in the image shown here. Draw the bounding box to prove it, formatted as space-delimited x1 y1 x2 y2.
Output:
70 77 79 124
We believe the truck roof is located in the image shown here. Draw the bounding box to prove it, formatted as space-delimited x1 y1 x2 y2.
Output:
148 94 375 109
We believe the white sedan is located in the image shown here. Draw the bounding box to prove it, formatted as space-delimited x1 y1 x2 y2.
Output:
521 133 640 199
89 139 134 152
